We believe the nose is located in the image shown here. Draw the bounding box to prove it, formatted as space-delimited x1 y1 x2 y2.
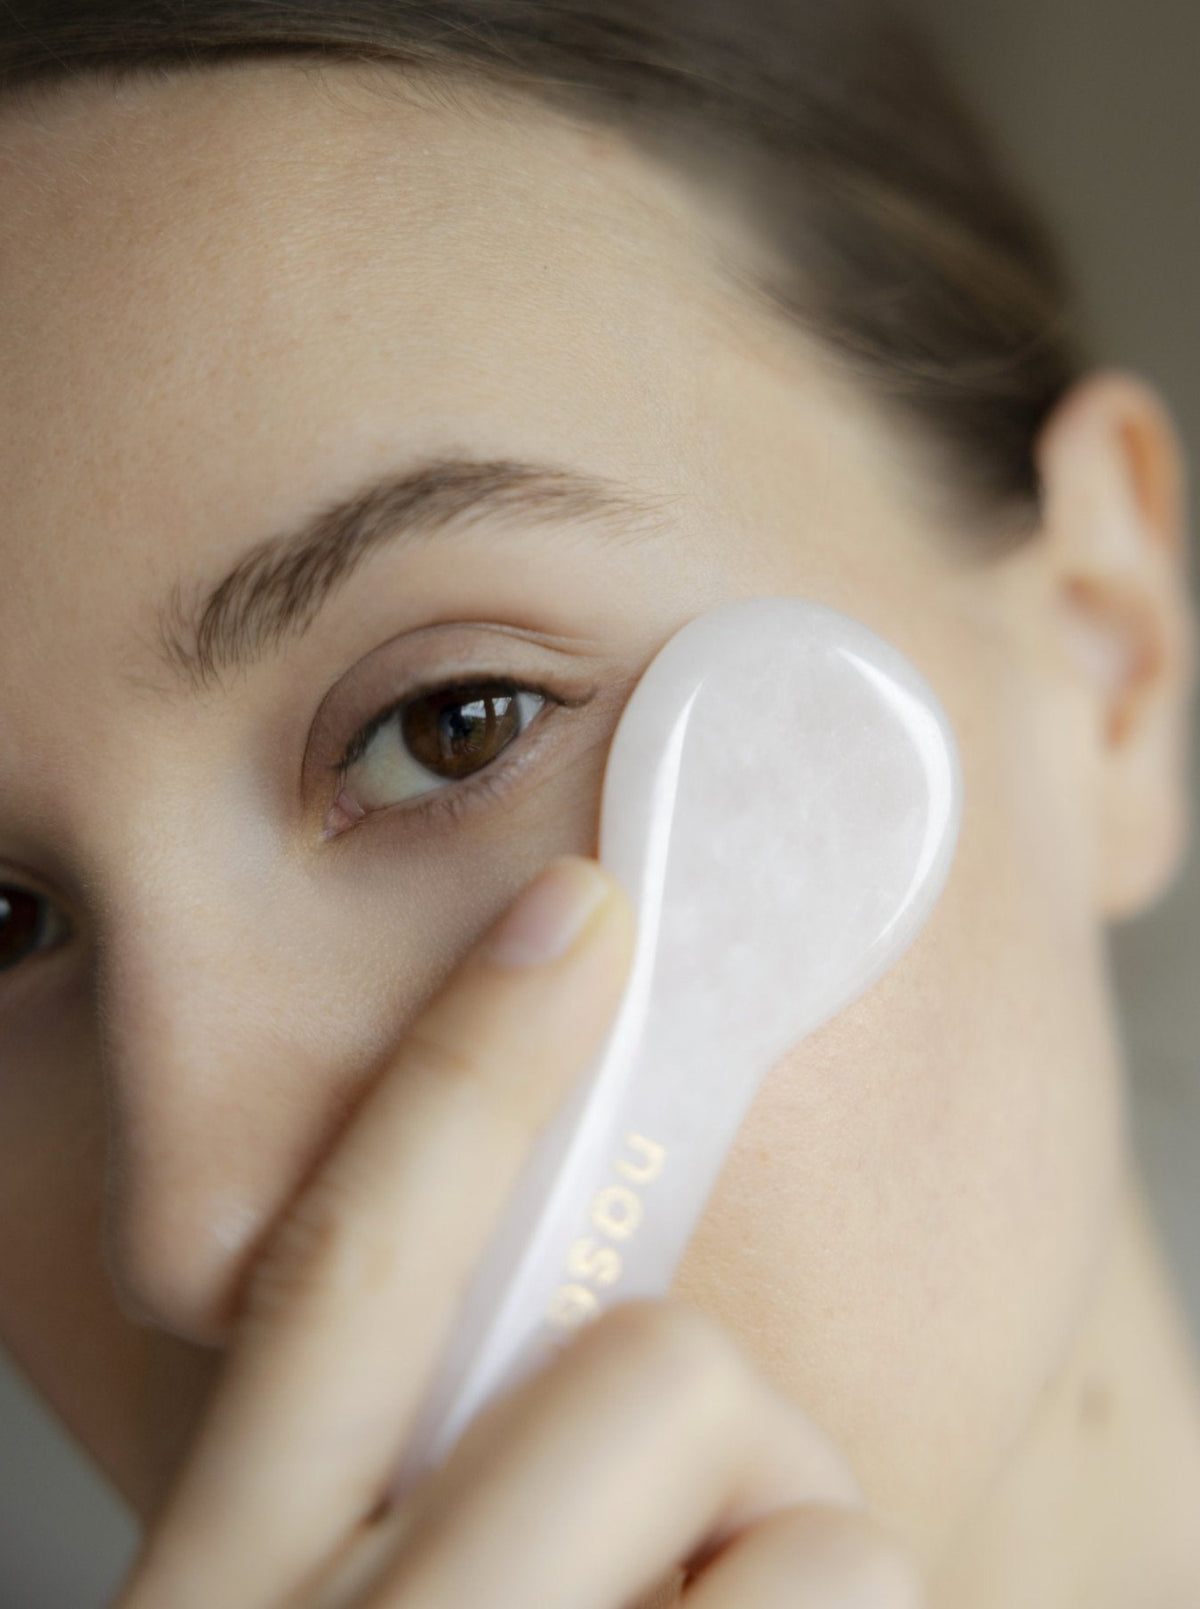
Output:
94 856 403 1350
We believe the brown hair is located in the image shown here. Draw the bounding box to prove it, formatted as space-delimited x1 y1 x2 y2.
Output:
0 0 1084 531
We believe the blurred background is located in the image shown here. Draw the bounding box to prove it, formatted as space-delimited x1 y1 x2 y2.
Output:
3 2 1200 1602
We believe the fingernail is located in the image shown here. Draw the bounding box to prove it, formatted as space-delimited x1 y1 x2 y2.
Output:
485 859 611 968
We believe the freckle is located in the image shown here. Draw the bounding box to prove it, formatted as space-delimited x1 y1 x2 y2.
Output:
1078 1379 1114 1430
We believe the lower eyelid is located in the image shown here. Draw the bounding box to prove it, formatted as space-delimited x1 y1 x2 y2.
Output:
402 752 527 829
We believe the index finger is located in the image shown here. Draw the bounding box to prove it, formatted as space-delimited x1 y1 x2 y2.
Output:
119 855 636 1609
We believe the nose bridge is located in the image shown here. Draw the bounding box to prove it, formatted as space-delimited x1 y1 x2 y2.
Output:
91 808 277 1100
90 835 369 1348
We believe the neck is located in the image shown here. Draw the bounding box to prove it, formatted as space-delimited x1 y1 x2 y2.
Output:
932 1168 1200 1608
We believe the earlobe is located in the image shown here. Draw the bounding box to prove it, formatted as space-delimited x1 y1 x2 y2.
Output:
1035 371 1196 920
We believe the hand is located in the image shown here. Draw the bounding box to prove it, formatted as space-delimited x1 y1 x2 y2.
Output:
114 855 924 1609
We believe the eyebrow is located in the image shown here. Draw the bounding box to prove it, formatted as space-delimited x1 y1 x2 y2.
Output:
155 455 671 691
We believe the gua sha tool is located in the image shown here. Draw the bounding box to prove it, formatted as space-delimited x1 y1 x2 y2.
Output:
390 595 962 1498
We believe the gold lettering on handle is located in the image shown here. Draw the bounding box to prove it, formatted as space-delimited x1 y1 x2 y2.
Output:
566 1236 622 1287
545 1132 668 1331
591 1185 642 1240
614 1132 666 1185
546 1284 600 1329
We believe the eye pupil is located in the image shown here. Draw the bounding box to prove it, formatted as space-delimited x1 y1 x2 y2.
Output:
402 684 521 779
0 885 44 972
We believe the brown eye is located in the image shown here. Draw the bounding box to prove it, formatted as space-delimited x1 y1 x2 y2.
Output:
0 884 69 973
337 680 548 819
401 683 523 780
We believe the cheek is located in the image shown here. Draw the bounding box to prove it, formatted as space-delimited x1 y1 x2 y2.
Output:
669 665 1125 1568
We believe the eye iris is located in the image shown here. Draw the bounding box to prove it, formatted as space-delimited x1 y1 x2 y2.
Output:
401 685 521 780
0 885 42 972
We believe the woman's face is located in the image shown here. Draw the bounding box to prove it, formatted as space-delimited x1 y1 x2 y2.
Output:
0 63 1169 1571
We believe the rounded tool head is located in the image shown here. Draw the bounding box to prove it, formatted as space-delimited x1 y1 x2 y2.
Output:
600 594 962 1094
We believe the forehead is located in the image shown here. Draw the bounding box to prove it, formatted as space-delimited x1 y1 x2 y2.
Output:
0 63 755 596
0 62 951 872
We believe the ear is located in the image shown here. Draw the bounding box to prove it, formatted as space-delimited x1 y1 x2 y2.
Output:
1035 371 1196 920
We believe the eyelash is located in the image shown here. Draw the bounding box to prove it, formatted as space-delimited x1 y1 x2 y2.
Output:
330 675 586 832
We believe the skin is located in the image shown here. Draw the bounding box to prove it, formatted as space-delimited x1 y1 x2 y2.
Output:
0 60 1198 1606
